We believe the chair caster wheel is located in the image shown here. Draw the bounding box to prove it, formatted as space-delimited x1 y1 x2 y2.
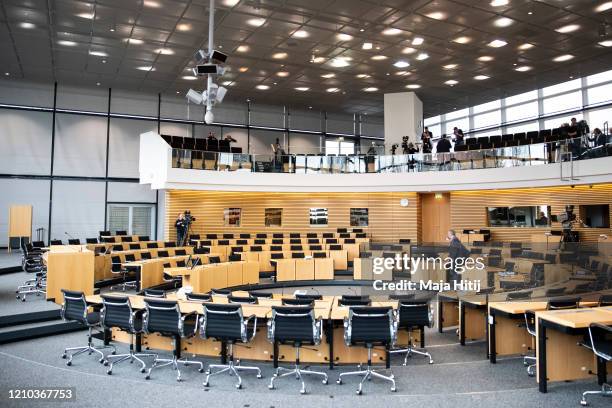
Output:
66 361 72 366
336 379 342 385
356 390 362 395
99 358 105 364
22 298 26 302
107 370 112 375
391 387 397 392
580 400 588 406
429 360 434 365
61 354 67 359
322 379 328 385
389 374 395 379
257 374 262 379
103 361 109 366
198 368 204 373
300 389 306 395
268 385 274 390
140 368 146 373
111 350 116 355
145 375 150 380
236 384 242 389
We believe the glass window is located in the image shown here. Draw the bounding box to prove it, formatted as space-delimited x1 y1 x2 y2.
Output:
340 141 355 155
470 129 502 138
350 208 369 227
587 82 612 106
579 205 610 228
309 208 328 226
265 208 282 227
473 110 501 129
506 101 538 123
587 107 612 130
542 91 582 115
444 117 468 135
505 90 537 106
107 204 154 236
425 124 441 139
543 113 583 130
445 108 469 121
224 208 241 226
487 206 550 227
587 69 612 86
542 78 581 97
326 139 354 155
424 115 440 126
473 99 501 114
506 121 539 134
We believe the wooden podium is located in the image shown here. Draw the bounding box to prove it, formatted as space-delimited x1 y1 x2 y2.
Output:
8 205 32 252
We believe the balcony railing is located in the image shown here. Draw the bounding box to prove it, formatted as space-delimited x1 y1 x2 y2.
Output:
170 136 612 174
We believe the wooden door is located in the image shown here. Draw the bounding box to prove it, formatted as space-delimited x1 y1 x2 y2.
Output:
420 193 450 244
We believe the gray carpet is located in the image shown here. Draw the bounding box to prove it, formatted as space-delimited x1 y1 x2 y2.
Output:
0 250 22 269
0 271 60 317
0 328 605 408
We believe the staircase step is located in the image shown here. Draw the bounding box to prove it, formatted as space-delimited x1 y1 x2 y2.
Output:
0 309 61 329
0 320 84 344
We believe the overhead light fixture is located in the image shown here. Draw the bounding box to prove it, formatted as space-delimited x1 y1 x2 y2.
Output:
363 87 378 92
126 38 144 45
362 42 373 50
137 66 155 71
19 22 35 29
156 48 174 55
222 81 235 86
5 72 9 76
556 24 580 34
182 75 197 80
553 54 574 62
177 23 192 32
295 87 309 91
426 11 447 20
371 55 387 60
401 47 416 55
478 55 494 61
223 0 240 6
247 18 266 27
445 79 458 86
416 53 429 60
393 60 410 68
272 52 288 59
453 36 471 44
518 43 534 50
395 71 410 76
595 2 612 12
443 63 458 70
143 0 161 7
406 84 421 89
382 28 402 35
598 40 612 47
326 87 340 93
474 75 490 80
321 73 335 78
89 50 107 57
76 13 95 19
256 84 270 90
356 74 370 78
239 66 249 72
337 33 353 41
515 66 532 72
58 40 77 46
276 71 289 77
311 56 326 63
487 39 507 48
329 57 350 67
411 37 424 45
292 30 309 38
494 17 514 27
236 45 249 52
490 0 509 6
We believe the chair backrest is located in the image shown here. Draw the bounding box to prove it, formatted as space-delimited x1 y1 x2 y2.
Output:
236 240 248 245
270 245 282 251
269 306 318 344
310 245 322 251
147 242 158 248
209 256 221 263
344 238 356 244
223 233 234 239
345 306 395 345
201 303 245 341
165 241 177 247
211 288 231 296
282 298 314 307
255 239 266 244
524 310 537 336
397 302 431 328
313 252 326 258
144 289 166 298
290 238 301 244
186 292 212 302
587 323 612 361
598 294 612 307
506 291 532 300
271 252 284 260
272 239 283 244
158 250 169 257
139 235 150 241
249 291 273 299
129 243 140 250
308 238 319 244
240 233 251 239
110 256 123 272
256 233 267 238
143 299 180 335
121 236 133 242
290 245 303 251
68 238 81 245
115 230 127 236
548 297 580 310
338 297 371 307
86 238 98 244
50 239 62 246
228 253 242 262
228 295 258 304
250 246 262 252
292 252 305 258
326 238 338 244
61 290 87 323
329 244 342 250
296 293 323 301
141 252 151 260
112 244 123 251
101 295 133 331
176 260 186 268
99 230 111 237
206 234 218 239
175 249 187 256
273 233 284 238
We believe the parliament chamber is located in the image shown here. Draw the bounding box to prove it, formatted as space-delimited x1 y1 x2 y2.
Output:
2 1 612 408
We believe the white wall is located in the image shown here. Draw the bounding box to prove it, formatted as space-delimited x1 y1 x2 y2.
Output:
384 92 423 149
0 179 50 247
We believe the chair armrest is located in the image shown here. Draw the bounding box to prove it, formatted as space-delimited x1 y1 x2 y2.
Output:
179 311 199 337
244 314 258 342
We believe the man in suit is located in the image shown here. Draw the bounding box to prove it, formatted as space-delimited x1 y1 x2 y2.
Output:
436 135 452 153
447 229 469 282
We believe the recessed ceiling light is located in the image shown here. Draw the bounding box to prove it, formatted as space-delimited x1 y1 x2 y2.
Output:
311 56 326 63
126 38 144 45
272 52 288 59
236 45 249 52
247 18 266 27
182 75 197 80
412 37 424 46
382 28 402 35
494 17 514 27
239 67 249 72
89 50 107 57
156 48 174 55
5 72 10 76
143 0 161 7
137 66 155 71
453 36 471 44
223 0 240 6
478 55 494 62
58 40 77 46
490 0 509 6
556 24 580 34
553 54 574 62
321 73 335 78
356 74 370 78
416 53 429 60
474 75 490 80
443 63 458 70
19 22 35 29
406 84 421 89
256 85 271 91
515 66 532 72
326 87 340 93
96 82 101 86
222 81 235 86
426 11 447 20
598 40 612 47
329 57 350 67
76 13 95 19
102 59 106 63
371 55 387 60
488 39 507 48
595 2 612 12
276 71 289 77
363 87 378 92
518 43 534 50
337 33 353 41
445 79 458 86
394 60 410 68
177 23 192 31
292 30 309 38
362 42 373 50
295 87 309 91
395 71 410 76
398 48 415 56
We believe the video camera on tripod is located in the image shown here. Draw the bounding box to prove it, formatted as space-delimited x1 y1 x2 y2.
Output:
180 210 196 246
555 205 579 243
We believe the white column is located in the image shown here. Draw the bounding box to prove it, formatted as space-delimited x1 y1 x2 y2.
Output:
384 92 423 153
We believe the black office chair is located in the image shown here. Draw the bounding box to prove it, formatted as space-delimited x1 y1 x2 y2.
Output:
249 291 273 299
579 323 612 406
165 241 177 248
110 256 137 291
295 293 323 301
598 294 612 307
147 242 158 248
200 303 262 388
506 291 532 300
267 306 328 394
143 289 166 298
139 235 150 242
337 306 397 394
60 290 116 365
390 301 433 365
142 299 204 381
209 256 221 263
140 252 152 260
211 288 231 296
68 238 81 245
116 230 128 236
157 250 169 257
175 249 187 256
338 296 371 307
548 297 580 310
281 298 314 306
228 295 258 304
129 243 140 250
100 295 157 375
229 253 242 262
86 238 98 244
186 292 212 302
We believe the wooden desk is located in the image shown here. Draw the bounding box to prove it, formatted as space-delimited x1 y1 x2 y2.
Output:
530 233 562 249
536 307 612 392
163 261 259 293
437 292 459 333
458 295 488 345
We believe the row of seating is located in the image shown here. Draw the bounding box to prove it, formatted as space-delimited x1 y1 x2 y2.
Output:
190 229 365 240
162 134 242 154
61 290 432 394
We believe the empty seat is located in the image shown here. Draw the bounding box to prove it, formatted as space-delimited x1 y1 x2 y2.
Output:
466 138 478 145
477 136 489 145
454 144 468 152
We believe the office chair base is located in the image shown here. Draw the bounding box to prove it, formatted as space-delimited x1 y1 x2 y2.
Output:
523 355 536 376
104 351 157 375
145 356 204 381
391 346 433 365
204 360 262 389
62 343 116 366
109 281 138 292
580 383 612 406
337 366 396 394
268 365 328 394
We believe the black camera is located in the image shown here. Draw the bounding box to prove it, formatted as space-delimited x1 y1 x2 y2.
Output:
184 210 196 223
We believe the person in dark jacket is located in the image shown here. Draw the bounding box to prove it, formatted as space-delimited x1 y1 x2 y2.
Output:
175 213 186 246
447 229 469 282
436 135 452 153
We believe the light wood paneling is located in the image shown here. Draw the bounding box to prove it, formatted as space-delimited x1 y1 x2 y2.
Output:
420 193 450 243
165 191 418 242
450 184 612 243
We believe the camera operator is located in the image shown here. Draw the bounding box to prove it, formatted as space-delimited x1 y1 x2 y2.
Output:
401 136 409 155
175 213 186 246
